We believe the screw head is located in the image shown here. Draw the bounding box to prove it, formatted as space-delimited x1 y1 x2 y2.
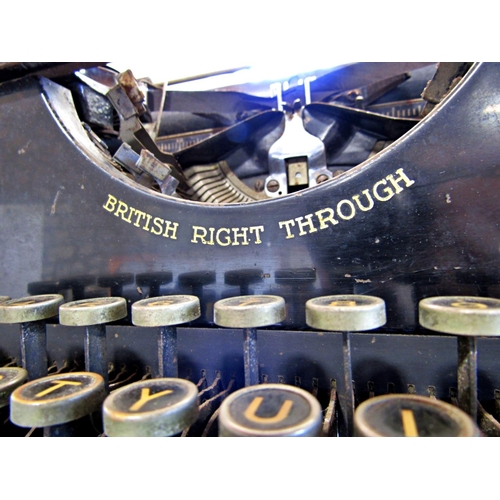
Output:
254 179 265 192
266 180 280 193
316 174 329 184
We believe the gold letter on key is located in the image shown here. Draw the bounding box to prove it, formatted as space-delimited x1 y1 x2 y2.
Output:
244 396 293 424
129 388 174 412
401 409 419 437
35 380 82 398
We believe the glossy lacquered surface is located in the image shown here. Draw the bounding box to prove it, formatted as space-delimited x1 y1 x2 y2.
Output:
1 64 500 331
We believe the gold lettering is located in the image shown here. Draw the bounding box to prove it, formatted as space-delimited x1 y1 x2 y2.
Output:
163 221 179 240
114 201 129 221
295 214 317 236
191 225 208 244
232 227 249 246
314 208 339 229
401 409 419 437
336 199 356 220
329 300 357 307
129 388 174 412
244 396 294 424
35 380 82 398
150 217 164 235
451 301 488 309
133 210 146 227
279 219 296 239
103 194 117 213
352 189 374 212
142 213 152 231
207 227 215 245
386 168 415 193
0 375 3 380
216 228 231 246
372 179 395 202
249 225 264 244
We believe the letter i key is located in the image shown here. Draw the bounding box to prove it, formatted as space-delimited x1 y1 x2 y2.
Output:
0 295 64 380
214 295 286 386
131 296 201 378
59 297 127 392
305 294 386 437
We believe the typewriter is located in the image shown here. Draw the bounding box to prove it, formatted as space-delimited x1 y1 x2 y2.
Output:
0 61 499 437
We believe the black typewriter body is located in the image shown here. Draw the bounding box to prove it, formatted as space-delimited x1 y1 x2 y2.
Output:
1 61 499 436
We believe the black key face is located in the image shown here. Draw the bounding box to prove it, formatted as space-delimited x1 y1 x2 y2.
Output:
103 378 199 436
10 372 105 427
15 373 102 403
0 367 28 408
109 379 192 413
220 384 322 436
355 395 479 437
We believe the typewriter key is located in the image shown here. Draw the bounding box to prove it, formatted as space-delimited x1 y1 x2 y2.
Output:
305 294 386 437
59 297 127 391
218 383 323 437
0 367 28 408
0 294 64 380
102 378 199 437
10 372 106 436
354 394 480 437
419 296 500 422
132 295 200 378
214 295 286 386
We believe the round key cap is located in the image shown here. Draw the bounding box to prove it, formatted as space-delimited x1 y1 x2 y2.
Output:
305 294 386 437
0 294 64 380
59 297 127 392
102 378 199 437
132 295 200 327
218 383 323 437
419 296 500 423
214 295 286 386
0 367 28 408
132 296 201 378
214 295 285 328
0 294 64 324
59 297 127 326
354 394 480 437
305 294 386 331
10 372 106 428
419 296 500 336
